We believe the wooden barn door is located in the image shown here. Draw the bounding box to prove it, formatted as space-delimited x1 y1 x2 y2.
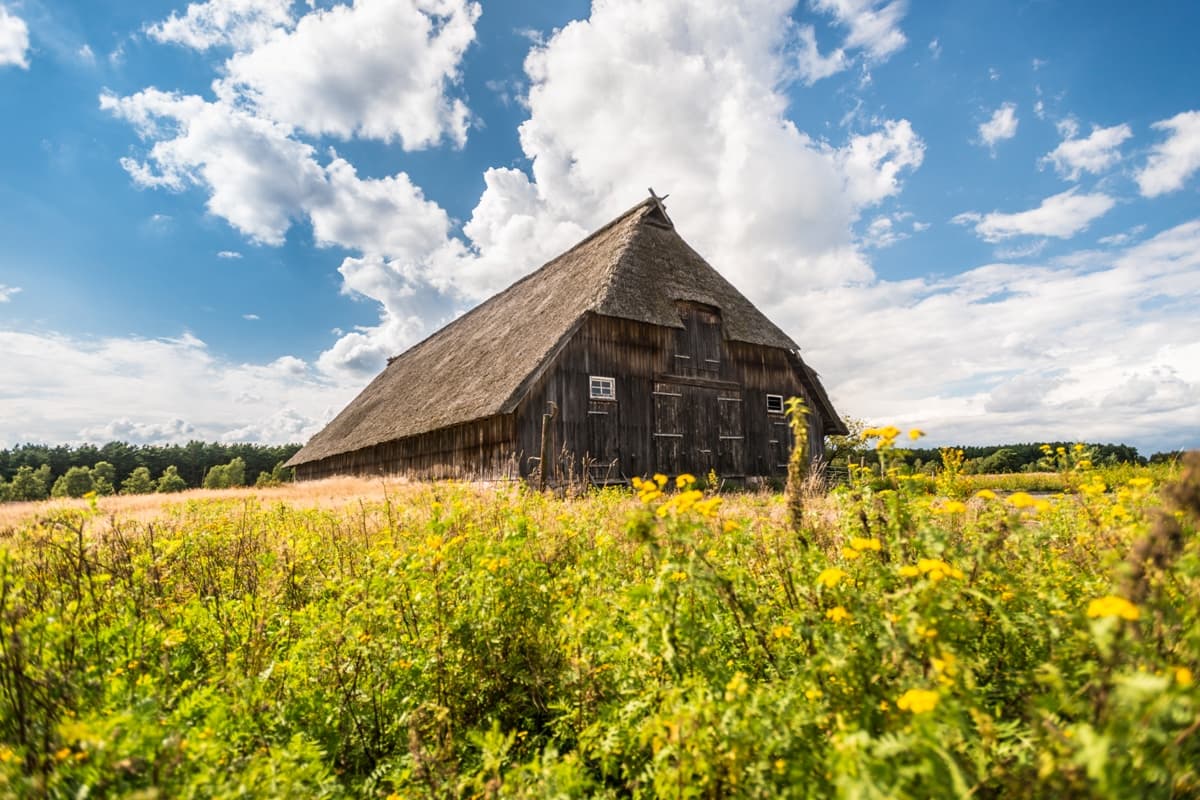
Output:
716 389 746 476
586 400 620 482
653 382 684 474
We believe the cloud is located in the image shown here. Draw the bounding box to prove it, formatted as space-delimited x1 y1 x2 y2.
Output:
1135 110 1200 197
145 0 295 51
777 219 1200 453
0 3 30 68
217 250 242 259
0 329 354 447
242 313 259 320
0 284 20 302
101 89 327 245
1041 122 1132 180
218 0 481 148
953 188 1115 242
796 0 907 83
812 0 907 62
795 24 847 84
977 102 1018 151
1098 225 1146 247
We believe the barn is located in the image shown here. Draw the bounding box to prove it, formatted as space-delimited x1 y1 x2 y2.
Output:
285 193 847 483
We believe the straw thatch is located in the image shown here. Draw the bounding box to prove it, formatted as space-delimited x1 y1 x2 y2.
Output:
287 197 844 469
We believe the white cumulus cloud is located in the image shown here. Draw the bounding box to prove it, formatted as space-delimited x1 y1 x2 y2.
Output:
146 0 295 51
977 102 1018 152
1041 122 1132 180
218 0 480 148
1136 110 1200 197
953 188 1115 242
0 284 20 302
0 3 30 68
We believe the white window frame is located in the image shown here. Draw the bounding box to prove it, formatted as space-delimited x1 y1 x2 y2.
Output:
589 375 616 401
766 394 784 414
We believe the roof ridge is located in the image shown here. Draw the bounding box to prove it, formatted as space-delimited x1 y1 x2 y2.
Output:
380 199 655 366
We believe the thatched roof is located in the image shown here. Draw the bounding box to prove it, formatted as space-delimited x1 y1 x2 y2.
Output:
287 197 845 467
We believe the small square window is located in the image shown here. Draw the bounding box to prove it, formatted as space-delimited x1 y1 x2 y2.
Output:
590 376 616 400
766 394 784 414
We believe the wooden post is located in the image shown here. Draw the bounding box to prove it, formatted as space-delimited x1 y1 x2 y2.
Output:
539 401 558 490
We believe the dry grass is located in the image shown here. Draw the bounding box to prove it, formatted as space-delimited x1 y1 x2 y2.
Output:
0 476 415 531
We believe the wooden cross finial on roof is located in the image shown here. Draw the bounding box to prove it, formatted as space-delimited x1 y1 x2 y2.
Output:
647 187 674 227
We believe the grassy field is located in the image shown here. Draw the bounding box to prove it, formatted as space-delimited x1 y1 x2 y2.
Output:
0 454 1197 798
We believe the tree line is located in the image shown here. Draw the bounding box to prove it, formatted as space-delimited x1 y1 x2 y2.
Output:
825 419 1181 474
0 441 301 503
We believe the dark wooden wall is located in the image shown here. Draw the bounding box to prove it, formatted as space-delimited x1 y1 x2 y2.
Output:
514 311 826 483
294 415 520 481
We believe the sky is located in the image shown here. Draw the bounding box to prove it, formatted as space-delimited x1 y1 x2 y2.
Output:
1 0 1198 456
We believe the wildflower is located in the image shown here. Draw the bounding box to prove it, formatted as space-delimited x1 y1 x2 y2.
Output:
804 688 823 701
899 565 920 577
816 567 849 589
935 500 967 514
774 759 787 773
722 520 739 534
1127 477 1153 490
725 672 749 700
878 700 890 711
653 473 668 488
849 537 881 552
695 497 723 518
842 547 862 561
908 428 925 440
975 489 997 501
54 747 72 762
826 606 851 623
1086 595 1140 621
1175 667 1194 687
669 571 688 582
1007 492 1037 509
674 473 694 489
896 688 940 714
917 558 964 581
772 624 793 639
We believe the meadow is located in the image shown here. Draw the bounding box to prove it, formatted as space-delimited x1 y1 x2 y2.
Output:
0 446 1197 798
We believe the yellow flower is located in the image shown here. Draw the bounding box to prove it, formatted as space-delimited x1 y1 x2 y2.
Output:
772 624 793 639
804 688 823 701
975 489 997 501
935 500 967 514
899 565 920 577
908 428 925 440
896 688 939 714
1007 492 1037 509
722 520 739 534
850 537 881 552
1086 595 1140 621
1175 667 1194 687
878 700 890 711
842 547 862 561
674 473 694 489
653 473 668 488
826 606 851 623
816 567 849 589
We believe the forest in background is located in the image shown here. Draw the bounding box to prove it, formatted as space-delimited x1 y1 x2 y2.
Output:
0 441 301 501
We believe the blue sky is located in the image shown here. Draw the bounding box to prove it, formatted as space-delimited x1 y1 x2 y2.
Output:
1 0 1198 454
